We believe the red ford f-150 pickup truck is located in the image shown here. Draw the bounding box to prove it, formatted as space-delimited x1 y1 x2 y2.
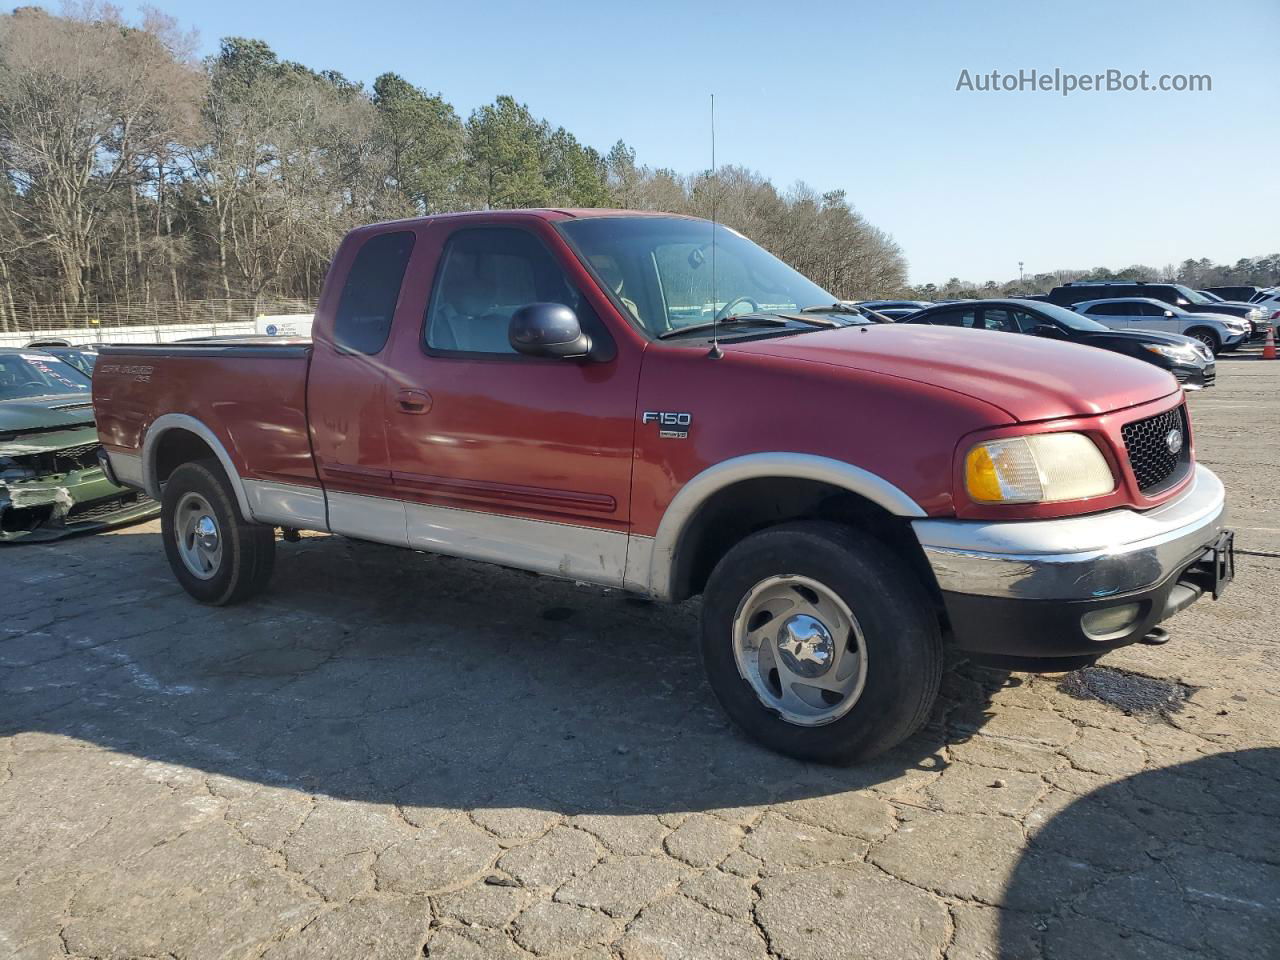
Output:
93 209 1233 762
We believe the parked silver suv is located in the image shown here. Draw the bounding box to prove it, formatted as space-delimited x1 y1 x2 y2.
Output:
1072 298 1250 354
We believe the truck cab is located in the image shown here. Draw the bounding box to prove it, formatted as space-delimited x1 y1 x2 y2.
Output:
93 209 1233 763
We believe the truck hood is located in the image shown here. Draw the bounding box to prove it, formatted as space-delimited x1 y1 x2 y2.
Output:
730 324 1179 422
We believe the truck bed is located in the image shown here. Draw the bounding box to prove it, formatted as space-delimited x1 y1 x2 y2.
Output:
93 339 319 494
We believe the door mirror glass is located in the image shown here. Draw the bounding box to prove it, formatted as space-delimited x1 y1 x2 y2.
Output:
509 303 592 359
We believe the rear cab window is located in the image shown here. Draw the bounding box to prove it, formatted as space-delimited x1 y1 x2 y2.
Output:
333 231 416 354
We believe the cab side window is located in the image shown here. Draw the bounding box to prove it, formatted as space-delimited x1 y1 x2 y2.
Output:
425 228 600 355
980 308 1019 332
927 308 977 327
333 231 416 355
1007 309 1041 332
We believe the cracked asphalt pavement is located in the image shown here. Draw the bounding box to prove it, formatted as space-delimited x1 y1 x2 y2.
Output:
2 351 1278 960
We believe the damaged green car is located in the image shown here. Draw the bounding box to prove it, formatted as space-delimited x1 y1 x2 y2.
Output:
0 348 157 542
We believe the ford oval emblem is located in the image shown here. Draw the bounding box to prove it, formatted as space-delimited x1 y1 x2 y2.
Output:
1166 428 1184 455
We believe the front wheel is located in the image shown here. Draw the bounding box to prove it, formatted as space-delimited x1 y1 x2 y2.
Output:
700 521 942 764
161 459 276 605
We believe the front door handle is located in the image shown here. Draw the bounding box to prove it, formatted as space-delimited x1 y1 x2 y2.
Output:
396 389 432 415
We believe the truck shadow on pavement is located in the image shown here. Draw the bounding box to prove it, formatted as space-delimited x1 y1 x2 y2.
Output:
998 747 1280 959
5 530 1026 814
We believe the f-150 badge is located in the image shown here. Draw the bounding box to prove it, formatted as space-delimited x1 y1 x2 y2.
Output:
642 411 691 439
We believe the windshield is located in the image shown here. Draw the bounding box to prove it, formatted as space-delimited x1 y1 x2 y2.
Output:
50 349 97 377
557 217 838 338
1027 300 1111 332
0 353 92 400
1173 284 1212 305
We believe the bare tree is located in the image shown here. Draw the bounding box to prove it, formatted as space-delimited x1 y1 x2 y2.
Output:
0 4 199 308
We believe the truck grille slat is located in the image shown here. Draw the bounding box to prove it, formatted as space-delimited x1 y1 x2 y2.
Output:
1122 405 1191 494
53 443 101 472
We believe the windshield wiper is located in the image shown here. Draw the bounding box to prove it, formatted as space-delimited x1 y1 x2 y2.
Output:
658 313 838 340
658 315 789 340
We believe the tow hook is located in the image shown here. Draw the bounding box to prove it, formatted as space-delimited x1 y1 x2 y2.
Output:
1140 626 1171 646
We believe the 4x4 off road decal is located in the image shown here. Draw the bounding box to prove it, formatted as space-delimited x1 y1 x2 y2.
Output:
641 411 691 439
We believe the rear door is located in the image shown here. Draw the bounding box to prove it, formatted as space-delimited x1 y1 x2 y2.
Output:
308 229 418 545
1079 301 1127 330
379 218 643 586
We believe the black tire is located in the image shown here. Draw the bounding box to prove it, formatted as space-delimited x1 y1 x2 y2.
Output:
1186 328 1221 355
160 458 276 605
700 521 942 764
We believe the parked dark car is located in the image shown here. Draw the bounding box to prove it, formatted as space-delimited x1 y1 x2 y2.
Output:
43 345 99 377
900 299 1215 388
1206 285 1264 302
1047 281 1267 337
853 299 931 320
0 348 157 541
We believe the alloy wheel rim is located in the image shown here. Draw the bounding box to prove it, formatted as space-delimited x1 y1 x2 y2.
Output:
175 491 222 580
731 574 868 726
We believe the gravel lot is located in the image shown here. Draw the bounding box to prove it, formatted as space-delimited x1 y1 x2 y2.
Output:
2 350 1278 960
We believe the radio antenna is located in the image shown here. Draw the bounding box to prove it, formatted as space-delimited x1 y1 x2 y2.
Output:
707 93 723 359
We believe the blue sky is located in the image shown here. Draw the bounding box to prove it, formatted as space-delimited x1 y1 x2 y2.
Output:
18 0 1279 284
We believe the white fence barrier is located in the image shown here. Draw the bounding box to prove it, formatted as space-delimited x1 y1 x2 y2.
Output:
0 314 314 349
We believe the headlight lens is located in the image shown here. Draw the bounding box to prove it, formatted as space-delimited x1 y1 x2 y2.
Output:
1144 343 1201 363
965 433 1115 504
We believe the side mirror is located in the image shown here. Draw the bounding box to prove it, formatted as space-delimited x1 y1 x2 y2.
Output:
1164 310 1175 318
1033 324 1065 338
509 303 591 359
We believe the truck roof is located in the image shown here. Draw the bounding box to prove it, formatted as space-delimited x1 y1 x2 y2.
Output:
349 207 700 235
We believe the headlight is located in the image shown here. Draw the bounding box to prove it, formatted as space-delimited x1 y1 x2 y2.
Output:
1224 321 1247 333
0 457 38 483
1143 343 1201 363
965 433 1115 504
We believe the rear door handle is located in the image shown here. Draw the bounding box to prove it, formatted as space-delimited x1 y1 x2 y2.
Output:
396 389 432 415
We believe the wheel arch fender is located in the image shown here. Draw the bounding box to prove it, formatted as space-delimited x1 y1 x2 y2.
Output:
1183 324 1221 342
141 414 255 521
641 453 926 601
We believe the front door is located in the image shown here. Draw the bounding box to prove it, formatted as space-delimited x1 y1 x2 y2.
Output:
1133 300 1179 334
381 221 642 585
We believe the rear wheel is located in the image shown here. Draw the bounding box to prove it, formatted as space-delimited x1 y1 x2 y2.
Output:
1186 328 1221 355
161 459 275 605
699 521 942 764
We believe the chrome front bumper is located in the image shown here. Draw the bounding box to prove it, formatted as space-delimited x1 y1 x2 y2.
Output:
912 464 1227 602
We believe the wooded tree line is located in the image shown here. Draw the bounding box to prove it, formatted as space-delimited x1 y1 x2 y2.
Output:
0 4 907 328
912 254 1280 301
